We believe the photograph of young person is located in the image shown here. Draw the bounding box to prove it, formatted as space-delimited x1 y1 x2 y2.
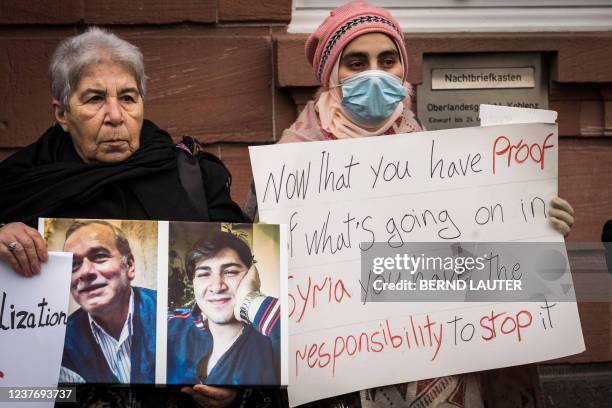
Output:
167 224 280 386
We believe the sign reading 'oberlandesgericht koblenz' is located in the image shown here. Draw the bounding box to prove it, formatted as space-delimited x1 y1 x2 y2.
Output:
417 53 548 130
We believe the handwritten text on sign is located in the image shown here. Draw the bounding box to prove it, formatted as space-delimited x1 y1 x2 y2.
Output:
0 253 72 408
249 123 584 406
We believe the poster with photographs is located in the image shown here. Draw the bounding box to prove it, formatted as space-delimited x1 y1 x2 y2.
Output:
41 218 288 386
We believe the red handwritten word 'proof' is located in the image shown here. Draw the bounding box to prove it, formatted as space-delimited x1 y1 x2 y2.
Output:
492 133 554 174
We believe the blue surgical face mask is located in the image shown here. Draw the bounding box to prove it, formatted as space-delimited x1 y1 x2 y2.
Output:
340 70 406 127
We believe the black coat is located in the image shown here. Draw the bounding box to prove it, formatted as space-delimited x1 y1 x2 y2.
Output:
0 120 248 225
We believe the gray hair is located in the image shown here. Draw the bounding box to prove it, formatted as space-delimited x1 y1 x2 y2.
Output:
65 220 133 260
49 27 146 109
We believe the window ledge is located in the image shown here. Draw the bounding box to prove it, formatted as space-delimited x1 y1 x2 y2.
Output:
288 7 612 34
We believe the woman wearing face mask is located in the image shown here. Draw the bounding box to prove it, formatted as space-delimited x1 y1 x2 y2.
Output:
247 1 574 229
279 3 421 144
246 2 574 407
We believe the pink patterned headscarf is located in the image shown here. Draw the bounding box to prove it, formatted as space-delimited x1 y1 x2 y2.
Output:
305 1 409 88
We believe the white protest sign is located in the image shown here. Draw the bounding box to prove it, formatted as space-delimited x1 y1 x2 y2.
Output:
249 123 585 406
0 253 72 408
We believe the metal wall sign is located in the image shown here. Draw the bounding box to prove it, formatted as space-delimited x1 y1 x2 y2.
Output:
431 67 535 90
417 53 548 130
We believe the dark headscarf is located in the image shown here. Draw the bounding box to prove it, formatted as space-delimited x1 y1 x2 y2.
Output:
0 120 246 226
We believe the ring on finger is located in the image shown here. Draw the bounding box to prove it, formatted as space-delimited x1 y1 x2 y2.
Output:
7 242 18 251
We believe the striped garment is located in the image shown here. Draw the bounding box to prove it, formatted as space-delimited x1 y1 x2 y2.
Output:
86 290 135 383
58 365 85 383
257 297 280 336
166 295 281 385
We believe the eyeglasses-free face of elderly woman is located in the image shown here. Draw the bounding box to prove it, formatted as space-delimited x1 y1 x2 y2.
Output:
53 61 144 163
49 28 147 164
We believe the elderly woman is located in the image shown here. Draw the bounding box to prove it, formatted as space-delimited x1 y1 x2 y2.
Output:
0 28 248 408
245 1 575 407
0 27 247 274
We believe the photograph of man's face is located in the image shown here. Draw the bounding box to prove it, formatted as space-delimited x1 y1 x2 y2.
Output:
192 248 248 324
64 222 135 317
44 218 158 385
166 222 282 387
45 218 158 316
